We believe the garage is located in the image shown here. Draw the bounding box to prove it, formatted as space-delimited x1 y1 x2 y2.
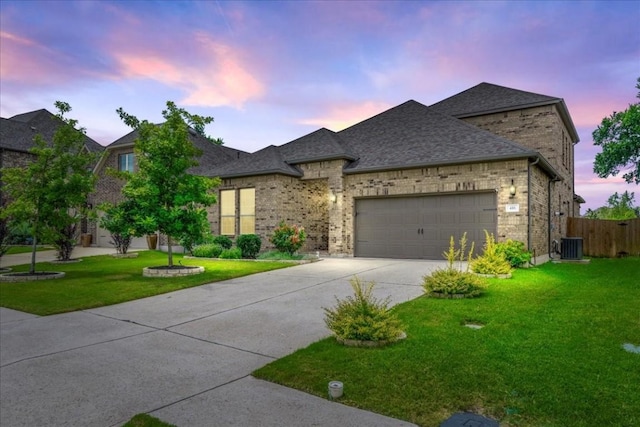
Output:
354 192 497 259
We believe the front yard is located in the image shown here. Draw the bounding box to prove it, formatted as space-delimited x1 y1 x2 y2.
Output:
254 258 640 427
0 251 292 315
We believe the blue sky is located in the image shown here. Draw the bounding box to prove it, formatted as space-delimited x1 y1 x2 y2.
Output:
1 0 638 211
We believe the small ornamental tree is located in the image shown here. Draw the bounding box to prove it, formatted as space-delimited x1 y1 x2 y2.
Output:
1 102 97 271
270 221 306 255
116 101 220 267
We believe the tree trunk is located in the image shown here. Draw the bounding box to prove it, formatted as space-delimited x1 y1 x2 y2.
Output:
167 235 173 267
30 234 37 275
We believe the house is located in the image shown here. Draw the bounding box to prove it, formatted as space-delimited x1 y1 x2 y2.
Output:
90 127 248 248
91 82 583 262
1 109 104 236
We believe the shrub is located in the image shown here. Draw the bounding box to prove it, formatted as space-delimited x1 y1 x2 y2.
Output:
270 221 306 255
191 243 223 258
236 234 262 258
471 230 512 275
212 235 233 249
422 233 487 298
324 276 404 342
423 268 487 298
496 239 532 268
219 247 242 259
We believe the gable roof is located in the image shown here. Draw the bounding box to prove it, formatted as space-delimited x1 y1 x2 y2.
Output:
430 82 579 143
338 100 557 176
1 109 104 154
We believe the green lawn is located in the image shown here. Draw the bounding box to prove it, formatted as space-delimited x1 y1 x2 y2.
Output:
254 258 640 427
0 251 292 315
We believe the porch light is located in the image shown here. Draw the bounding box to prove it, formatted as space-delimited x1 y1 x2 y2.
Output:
509 180 516 197
329 192 337 203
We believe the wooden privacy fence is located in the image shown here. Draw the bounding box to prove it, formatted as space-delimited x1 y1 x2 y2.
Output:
567 217 640 257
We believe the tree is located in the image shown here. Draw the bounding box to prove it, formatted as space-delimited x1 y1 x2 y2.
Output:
1 102 97 272
116 101 220 267
584 191 639 220
592 78 640 184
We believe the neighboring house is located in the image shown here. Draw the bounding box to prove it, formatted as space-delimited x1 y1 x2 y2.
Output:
90 82 584 262
90 127 248 249
0 109 104 235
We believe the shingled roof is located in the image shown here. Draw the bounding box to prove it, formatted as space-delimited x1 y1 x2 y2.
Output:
430 82 579 143
277 128 357 163
103 125 249 177
1 109 104 154
338 100 557 175
213 145 302 178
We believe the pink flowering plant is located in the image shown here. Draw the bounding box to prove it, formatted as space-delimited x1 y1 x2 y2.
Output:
270 221 307 255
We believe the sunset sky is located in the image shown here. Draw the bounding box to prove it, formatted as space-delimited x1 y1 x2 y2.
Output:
1 0 638 212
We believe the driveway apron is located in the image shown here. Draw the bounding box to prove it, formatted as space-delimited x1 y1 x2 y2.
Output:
1 258 442 426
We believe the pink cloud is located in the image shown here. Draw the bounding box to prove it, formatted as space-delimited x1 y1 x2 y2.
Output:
0 31 66 85
112 32 264 108
298 101 393 131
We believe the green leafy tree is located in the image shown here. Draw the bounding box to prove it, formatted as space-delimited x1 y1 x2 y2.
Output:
1 102 97 272
584 191 640 220
593 78 640 184
116 101 220 267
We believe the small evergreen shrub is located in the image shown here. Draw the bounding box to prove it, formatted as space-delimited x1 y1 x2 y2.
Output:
270 221 306 255
191 243 223 258
237 234 262 258
423 269 487 298
471 230 512 275
422 233 487 298
212 235 233 249
496 239 532 268
219 247 242 259
324 276 404 342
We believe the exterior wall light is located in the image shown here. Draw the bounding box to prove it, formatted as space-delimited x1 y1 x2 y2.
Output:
509 180 516 197
329 192 337 203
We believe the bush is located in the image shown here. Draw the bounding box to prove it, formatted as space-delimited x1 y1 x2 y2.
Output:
324 276 404 342
496 239 532 268
422 233 487 298
191 243 223 258
236 234 262 258
219 247 242 259
423 268 487 298
270 221 306 255
212 235 233 249
471 230 512 275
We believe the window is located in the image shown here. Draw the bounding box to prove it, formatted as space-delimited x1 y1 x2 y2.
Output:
220 190 236 235
239 188 255 234
118 153 134 173
219 188 256 236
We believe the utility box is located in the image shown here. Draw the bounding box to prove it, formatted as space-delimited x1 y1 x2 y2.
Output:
561 237 583 260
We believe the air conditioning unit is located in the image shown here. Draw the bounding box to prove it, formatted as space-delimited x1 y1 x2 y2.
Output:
561 237 583 260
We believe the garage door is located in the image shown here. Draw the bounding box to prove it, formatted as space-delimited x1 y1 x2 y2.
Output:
355 193 496 259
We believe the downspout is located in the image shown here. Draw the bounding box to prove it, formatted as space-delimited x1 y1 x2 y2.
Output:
528 157 539 265
548 175 561 259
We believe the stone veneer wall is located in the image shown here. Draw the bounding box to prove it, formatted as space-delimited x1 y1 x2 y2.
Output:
210 173 330 253
89 146 132 244
460 104 577 240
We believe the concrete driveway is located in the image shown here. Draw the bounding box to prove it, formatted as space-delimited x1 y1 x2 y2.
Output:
1 254 443 427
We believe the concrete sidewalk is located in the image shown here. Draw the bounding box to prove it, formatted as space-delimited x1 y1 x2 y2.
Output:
1 252 441 426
